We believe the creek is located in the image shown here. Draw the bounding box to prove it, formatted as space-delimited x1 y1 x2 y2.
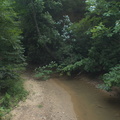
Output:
53 75 120 120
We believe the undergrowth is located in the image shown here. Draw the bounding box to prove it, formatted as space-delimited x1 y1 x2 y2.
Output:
35 60 84 80
35 61 58 80
35 61 120 92
0 76 28 119
98 64 120 91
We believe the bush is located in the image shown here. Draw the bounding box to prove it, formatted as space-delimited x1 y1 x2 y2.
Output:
103 64 120 88
35 61 58 80
0 77 27 119
57 60 84 76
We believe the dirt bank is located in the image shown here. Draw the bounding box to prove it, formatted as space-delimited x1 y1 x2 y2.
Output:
10 73 77 120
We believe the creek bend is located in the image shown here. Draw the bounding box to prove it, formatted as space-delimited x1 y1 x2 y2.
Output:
53 75 120 120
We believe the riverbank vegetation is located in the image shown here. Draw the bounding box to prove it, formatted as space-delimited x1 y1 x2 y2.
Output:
0 0 27 118
0 0 120 118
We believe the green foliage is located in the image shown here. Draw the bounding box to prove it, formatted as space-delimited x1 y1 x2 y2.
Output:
0 67 19 92
14 0 88 64
35 69 53 80
12 0 120 89
71 16 101 58
35 60 83 77
97 84 111 91
0 0 25 67
61 0 86 21
1 93 11 108
97 64 120 91
14 0 61 64
0 106 11 119
90 22 112 39
0 66 27 118
0 0 26 93
38 104 43 108
0 74 27 118
35 61 58 80
113 20 120 34
57 60 84 76
0 0 26 91
103 64 120 88
56 15 78 65
44 0 62 20
0 0 27 118
69 0 120 73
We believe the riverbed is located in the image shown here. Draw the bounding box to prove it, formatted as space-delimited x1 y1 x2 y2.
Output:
8 71 120 120
53 75 120 120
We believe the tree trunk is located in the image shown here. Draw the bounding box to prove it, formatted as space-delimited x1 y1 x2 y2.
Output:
31 0 56 61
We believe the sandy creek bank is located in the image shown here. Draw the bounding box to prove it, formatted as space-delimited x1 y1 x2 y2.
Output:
10 73 77 120
7 71 120 120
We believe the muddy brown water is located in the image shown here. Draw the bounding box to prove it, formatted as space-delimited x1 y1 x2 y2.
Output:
53 75 120 120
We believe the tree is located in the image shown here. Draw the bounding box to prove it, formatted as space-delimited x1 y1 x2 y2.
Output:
14 0 61 64
13 0 120 88
61 0 86 21
0 0 26 105
54 0 120 78
0 1 27 117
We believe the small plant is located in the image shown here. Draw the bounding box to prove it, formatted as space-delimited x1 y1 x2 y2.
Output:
1 93 11 108
0 107 11 119
97 84 111 91
35 61 58 80
38 104 43 108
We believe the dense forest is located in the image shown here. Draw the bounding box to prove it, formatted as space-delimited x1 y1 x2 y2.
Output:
0 0 120 118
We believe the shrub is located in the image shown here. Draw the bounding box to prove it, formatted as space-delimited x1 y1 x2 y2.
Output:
35 61 58 80
103 64 120 88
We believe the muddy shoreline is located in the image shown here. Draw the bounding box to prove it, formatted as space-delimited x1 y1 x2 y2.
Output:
53 75 120 120
5 71 120 120
9 73 77 120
